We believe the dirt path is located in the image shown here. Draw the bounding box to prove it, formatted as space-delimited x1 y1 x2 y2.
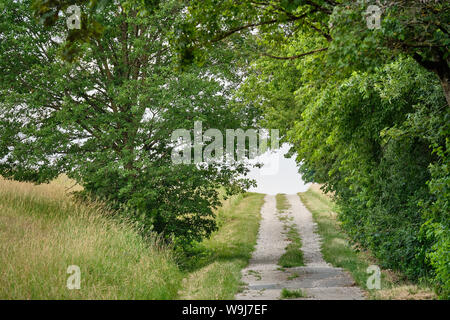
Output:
236 194 365 300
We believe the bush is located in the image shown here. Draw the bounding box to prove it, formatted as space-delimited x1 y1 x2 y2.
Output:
75 162 252 249
421 137 450 298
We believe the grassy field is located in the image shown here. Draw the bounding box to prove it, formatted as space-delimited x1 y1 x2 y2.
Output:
0 177 182 299
179 193 265 299
0 177 264 299
299 184 436 300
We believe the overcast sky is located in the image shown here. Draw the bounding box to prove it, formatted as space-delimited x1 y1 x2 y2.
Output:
246 144 311 195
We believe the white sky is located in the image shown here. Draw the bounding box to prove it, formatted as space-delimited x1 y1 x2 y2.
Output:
246 144 311 195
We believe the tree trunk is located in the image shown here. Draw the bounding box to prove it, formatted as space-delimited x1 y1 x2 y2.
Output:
412 53 450 106
440 74 450 107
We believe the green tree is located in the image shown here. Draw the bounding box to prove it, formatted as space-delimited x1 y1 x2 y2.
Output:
0 0 254 247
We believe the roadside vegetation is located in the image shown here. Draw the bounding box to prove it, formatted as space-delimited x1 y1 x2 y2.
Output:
275 194 289 212
0 177 264 299
276 194 304 268
179 193 264 299
299 185 437 300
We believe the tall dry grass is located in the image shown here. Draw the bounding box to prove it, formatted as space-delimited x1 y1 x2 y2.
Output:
0 177 182 299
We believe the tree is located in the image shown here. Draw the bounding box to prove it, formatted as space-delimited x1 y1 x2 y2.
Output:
0 0 254 247
180 0 449 104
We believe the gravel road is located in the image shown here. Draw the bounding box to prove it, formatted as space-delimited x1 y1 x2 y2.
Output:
236 194 365 300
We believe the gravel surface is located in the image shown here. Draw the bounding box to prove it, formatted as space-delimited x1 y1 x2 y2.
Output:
236 194 365 300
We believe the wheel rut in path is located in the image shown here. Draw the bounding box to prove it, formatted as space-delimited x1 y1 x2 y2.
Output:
236 194 365 300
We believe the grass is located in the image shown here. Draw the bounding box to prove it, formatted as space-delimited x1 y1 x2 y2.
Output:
280 288 306 299
276 194 304 268
287 272 300 281
247 270 262 281
0 176 265 300
178 192 265 299
275 193 289 212
278 225 304 268
0 177 182 299
298 184 436 300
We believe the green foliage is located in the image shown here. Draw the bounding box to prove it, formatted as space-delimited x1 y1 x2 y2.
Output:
30 0 161 60
184 0 449 103
0 0 254 248
30 1 450 100
421 132 450 299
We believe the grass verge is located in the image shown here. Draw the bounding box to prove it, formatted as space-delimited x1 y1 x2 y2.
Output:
298 184 436 300
276 194 304 268
178 193 265 299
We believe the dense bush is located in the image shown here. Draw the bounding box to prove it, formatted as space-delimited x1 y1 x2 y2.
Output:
294 58 448 292
421 131 450 298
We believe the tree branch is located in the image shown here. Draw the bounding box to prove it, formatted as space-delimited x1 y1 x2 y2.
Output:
261 47 328 60
211 13 310 43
